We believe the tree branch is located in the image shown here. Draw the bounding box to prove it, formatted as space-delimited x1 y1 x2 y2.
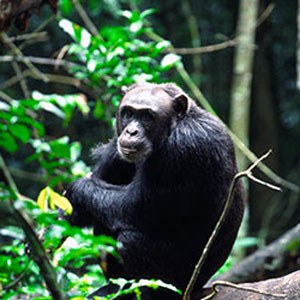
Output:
183 150 281 300
73 0 101 38
1 32 49 82
0 153 65 300
174 39 237 55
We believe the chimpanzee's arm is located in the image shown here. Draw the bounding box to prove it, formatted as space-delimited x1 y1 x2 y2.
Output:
92 138 136 185
64 175 131 233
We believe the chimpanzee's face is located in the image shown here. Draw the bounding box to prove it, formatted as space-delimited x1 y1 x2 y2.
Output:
116 86 181 163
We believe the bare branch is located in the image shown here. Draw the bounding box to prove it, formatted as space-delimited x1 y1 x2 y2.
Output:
8 31 48 42
183 151 281 300
73 0 101 38
0 32 49 82
11 60 30 98
0 55 81 69
174 39 237 55
0 89 13 101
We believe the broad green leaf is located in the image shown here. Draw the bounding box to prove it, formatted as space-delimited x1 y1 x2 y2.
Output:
121 10 133 19
74 94 89 115
8 123 31 143
71 161 90 176
130 21 143 33
38 101 65 119
59 19 91 48
70 142 81 161
0 132 18 153
155 41 171 51
60 0 73 16
94 99 105 119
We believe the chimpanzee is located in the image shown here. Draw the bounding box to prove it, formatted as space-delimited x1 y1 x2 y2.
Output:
64 82 244 300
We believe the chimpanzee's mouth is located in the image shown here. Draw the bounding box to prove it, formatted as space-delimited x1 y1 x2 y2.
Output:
121 147 138 155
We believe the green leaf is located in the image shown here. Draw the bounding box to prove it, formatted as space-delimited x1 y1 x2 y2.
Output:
140 8 157 20
8 123 31 143
38 101 65 119
0 132 18 153
59 0 73 16
94 99 106 119
70 142 81 161
71 161 90 176
130 21 143 33
59 19 92 48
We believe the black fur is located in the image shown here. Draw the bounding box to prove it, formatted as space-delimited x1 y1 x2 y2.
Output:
64 83 244 300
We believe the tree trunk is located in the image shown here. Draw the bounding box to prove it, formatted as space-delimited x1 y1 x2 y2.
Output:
229 0 259 170
229 0 259 258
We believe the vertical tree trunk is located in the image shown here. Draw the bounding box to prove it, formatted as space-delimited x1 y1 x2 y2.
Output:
229 0 259 171
229 0 259 258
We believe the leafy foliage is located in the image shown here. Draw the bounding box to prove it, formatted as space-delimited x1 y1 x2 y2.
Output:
0 4 182 300
58 9 177 126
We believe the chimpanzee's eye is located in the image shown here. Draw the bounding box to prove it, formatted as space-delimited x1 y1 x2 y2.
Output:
122 109 133 119
140 111 154 122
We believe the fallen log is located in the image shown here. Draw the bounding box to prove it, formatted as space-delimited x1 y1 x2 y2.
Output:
213 223 300 284
199 270 300 300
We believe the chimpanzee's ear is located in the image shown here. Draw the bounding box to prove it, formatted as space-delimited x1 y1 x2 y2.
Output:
173 94 188 120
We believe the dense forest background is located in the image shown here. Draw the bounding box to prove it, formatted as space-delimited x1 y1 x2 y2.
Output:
0 0 300 299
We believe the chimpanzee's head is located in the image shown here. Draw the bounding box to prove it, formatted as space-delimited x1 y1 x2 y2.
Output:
116 83 190 163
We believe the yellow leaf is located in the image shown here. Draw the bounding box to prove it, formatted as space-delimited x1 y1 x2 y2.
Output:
37 187 50 211
49 188 73 214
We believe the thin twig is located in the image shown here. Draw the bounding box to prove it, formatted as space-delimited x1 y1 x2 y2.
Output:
0 69 99 99
247 174 282 191
174 3 274 56
3 261 33 290
11 60 30 99
0 154 20 195
54 45 69 71
73 0 101 38
0 154 65 300
0 55 81 69
201 280 284 300
183 150 280 300
0 33 49 83
174 39 237 55
8 32 48 42
256 3 276 28
0 90 13 102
